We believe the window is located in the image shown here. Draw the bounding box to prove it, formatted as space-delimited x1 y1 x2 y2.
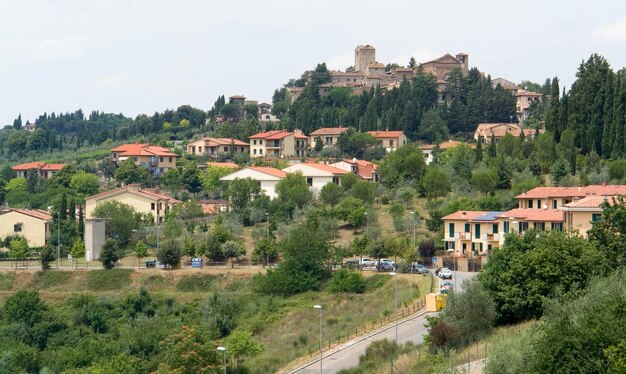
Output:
13 224 23 232
492 224 498 234
537 199 541 209
448 223 455 238
551 222 563 231
592 214 601 222
552 200 557 209
253 149 257 155
529 200 533 209
160 157 163 162
449 241 455 250
169 157 172 162
260 140 263 145
224 147 229 152
389 140 394 147
474 224 481 239
503 221 510 233
253 140 257 145
479 243 483 252
462 243 467 253
151 203 155 210
306 177 313 186
534 222 545 231
464 223 470 233
260 149 263 154
332 177 340 184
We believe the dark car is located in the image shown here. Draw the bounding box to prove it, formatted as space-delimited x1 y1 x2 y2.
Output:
342 260 361 269
376 259 396 272
412 263 429 274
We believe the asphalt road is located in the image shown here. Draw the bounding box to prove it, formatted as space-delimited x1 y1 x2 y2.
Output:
292 271 478 374
293 310 434 374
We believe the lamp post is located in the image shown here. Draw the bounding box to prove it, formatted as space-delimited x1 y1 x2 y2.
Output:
313 305 323 373
410 211 416 274
265 212 270 268
364 212 368 236
217 346 227 374
57 211 61 269
389 272 398 344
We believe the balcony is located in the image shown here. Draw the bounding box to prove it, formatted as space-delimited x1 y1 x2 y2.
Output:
460 232 472 240
266 142 284 149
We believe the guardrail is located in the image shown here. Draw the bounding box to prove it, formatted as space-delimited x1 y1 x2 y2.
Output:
307 296 426 357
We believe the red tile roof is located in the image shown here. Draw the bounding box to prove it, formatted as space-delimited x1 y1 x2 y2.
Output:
86 185 181 203
40 164 66 171
191 137 248 147
562 196 618 209
337 159 377 179
309 127 349 136
300 163 348 175
367 131 405 139
249 167 287 178
516 185 626 199
110 143 149 152
3 208 53 221
11 162 46 171
249 130 292 140
442 211 488 221
500 208 563 222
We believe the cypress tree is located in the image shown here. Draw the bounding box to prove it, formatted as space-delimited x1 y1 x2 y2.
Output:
68 199 76 224
475 138 483 162
59 194 67 222
78 205 85 240
487 134 497 158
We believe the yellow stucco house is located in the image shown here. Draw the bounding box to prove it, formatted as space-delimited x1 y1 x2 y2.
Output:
0 208 52 248
85 185 180 224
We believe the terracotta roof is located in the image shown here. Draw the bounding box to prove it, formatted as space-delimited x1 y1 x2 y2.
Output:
294 133 308 140
249 130 292 140
421 53 462 65
249 167 287 178
1 208 53 221
12 162 47 171
110 143 149 152
190 137 248 147
500 208 563 222
298 163 349 175
562 195 620 209
516 185 626 199
86 185 180 203
112 144 177 157
207 162 239 169
516 90 542 97
40 164 66 171
309 127 349 136
367 131 405 139
442 211 488 221
336 159 377 179
474 123 540 139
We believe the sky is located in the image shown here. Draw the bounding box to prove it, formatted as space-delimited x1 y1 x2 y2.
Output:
1 0 626 126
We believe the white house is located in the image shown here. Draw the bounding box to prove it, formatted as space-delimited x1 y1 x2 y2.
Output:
220 167 287 199
281 163 347 195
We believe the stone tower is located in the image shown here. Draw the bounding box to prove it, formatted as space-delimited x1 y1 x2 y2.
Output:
355 45 376 72
456 53 469 74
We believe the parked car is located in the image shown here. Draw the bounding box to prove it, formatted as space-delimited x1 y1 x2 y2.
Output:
342 260 361 269
376 259 396 271
439 267 453 279
412 263 429 274
359 258 375 268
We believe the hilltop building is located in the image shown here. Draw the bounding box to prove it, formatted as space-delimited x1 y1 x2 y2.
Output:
12 162 67 180
110 144 177 176
249 130 308 158
186 138 249 158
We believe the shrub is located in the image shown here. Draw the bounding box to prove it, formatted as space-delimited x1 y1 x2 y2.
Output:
176 275 215 292
86 269 132 291
31 271 72 289
157 239 182 268
327 269 366 293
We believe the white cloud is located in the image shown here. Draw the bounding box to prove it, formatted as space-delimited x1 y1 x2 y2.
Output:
30 35 89 63
592 19 626 44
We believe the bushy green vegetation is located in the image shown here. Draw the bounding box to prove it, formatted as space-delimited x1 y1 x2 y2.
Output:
175 274 216 292
85 269 133 291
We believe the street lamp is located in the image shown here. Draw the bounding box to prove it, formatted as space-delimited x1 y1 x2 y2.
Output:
364 212 368 236
410 211 416 274
265 212 270 267
57 211 61 269
217 346 227 374
389 272 398 344
313 305 323 373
